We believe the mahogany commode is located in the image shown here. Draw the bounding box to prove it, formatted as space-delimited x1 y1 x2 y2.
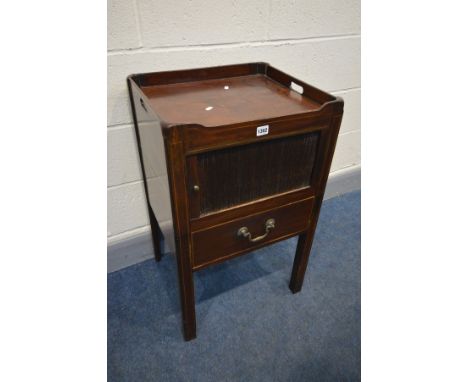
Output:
127 63 344 341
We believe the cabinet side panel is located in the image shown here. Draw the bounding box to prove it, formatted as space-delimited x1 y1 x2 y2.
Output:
129 81 175 252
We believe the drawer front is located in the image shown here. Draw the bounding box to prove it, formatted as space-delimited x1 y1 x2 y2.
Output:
191 197 314 269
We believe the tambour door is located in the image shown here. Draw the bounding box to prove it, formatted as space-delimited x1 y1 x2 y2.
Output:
186 128 330 219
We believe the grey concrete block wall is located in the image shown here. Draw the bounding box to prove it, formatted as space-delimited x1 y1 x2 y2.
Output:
107 0 361 247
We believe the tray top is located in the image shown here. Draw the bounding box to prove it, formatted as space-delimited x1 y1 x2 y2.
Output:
140 74 322 127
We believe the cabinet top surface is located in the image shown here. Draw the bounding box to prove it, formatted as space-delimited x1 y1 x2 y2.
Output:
139 74 322 127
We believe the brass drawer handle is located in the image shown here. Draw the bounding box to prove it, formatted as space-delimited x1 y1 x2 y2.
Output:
237 218 275 243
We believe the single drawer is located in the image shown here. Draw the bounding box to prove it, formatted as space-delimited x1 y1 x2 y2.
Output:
191 197 315 269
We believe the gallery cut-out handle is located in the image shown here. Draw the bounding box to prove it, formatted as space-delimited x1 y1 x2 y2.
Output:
140 98 147 112
290 81 304 94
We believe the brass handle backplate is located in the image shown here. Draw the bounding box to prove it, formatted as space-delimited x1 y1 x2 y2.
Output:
237 218 275 243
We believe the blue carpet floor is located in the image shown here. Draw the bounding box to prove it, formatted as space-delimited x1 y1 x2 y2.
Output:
108 190 361 381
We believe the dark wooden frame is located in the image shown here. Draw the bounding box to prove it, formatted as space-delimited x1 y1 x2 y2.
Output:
127 63 344 341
